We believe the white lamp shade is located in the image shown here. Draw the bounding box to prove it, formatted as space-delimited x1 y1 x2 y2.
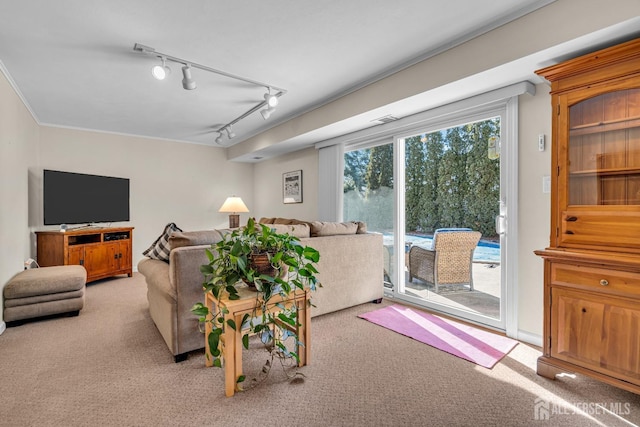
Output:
218 196 249 213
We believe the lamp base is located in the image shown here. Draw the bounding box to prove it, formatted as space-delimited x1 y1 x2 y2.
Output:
228 214 240 228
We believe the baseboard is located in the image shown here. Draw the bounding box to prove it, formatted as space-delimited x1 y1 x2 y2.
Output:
516 329 542 347
0 321 6 335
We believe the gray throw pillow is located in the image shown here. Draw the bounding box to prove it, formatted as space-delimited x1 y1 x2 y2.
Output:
142 222 182 262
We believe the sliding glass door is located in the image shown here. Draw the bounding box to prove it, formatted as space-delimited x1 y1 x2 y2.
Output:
398 116 504 329
343 103 515 332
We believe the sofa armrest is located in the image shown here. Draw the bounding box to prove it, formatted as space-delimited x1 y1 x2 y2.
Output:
138 257 173 298
168 244 213 354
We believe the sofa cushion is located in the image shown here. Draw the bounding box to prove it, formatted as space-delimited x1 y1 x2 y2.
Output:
142 223 182 262
258 218 364 236
272 217 299 225
169 229 230 250
309 221 358 237
273 217 294 225
265 217 313 228
263 223 311 238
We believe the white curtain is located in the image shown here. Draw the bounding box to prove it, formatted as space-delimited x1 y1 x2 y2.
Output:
317 143 344 221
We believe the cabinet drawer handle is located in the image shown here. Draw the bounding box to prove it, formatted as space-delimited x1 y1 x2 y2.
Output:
565 230 574 235
565 216 578 222
600 279 609 286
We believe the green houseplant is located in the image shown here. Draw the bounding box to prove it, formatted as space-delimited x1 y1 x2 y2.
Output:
191 217 320 387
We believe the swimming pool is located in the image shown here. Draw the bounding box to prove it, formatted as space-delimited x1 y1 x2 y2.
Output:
383 234 501 264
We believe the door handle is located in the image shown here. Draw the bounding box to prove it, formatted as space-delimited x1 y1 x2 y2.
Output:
495 215 506 235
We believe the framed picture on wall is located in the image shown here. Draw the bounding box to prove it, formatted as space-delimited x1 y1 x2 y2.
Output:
283 170 303 204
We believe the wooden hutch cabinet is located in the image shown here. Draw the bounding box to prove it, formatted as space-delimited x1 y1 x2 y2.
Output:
36 227 133 283
534 38 640 394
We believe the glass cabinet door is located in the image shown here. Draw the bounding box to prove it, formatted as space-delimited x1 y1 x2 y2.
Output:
559 86 640 250
568 88 640 206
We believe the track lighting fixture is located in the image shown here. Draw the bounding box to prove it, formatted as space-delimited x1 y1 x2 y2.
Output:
181 65 197 90
260 89 278 120
225 126 235 139
260 106 275 120
133 43 287 142
264 91 279 108
151 56 171 80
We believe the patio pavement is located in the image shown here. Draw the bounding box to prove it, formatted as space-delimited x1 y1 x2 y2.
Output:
393 262 502 319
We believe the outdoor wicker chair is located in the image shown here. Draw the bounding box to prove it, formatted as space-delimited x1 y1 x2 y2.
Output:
408 228 481 293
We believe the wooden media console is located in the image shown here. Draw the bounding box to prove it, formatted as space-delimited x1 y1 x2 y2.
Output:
36 227 134 283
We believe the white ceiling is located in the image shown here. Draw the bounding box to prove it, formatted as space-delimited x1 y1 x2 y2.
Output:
0 0 638 162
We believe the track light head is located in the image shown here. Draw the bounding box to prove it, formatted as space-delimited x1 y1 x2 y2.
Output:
261 105 277 120
152 57 171 80
181 65 197 90
264 92 279 108
261 90 278 120
225 126 235 139
215 132 223 144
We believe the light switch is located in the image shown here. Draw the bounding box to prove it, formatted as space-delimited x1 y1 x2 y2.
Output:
542 175 551 193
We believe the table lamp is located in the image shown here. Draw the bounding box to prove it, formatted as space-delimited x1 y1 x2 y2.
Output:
218 196 249 228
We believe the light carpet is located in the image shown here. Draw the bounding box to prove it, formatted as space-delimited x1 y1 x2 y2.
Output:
358 304 517 369
1 273 639 426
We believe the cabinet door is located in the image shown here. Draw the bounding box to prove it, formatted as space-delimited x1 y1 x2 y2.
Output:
121 240 132 270
84 244 113 279
67 246 84 266
557 81 640 250
551 287 640 384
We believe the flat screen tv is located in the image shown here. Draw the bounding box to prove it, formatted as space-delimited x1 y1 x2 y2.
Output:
43 169 130 225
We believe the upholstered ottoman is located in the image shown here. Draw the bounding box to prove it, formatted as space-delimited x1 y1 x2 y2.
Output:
3 265 87 325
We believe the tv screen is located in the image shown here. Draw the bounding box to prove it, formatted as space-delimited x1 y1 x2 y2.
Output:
43 170 130 225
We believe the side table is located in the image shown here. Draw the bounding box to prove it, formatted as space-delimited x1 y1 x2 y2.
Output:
204 286 311 397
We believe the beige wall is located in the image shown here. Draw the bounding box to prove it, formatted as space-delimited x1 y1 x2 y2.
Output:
35 127 254 269
252 147 318 221
517 84 552 339
0 69 40 327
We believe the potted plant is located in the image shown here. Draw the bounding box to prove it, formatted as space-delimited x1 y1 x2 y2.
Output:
191 217 320 388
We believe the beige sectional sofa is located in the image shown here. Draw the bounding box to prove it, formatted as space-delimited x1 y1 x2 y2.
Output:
138 219 384 362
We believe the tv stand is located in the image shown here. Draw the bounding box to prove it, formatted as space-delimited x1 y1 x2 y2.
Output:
36 227 134 283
